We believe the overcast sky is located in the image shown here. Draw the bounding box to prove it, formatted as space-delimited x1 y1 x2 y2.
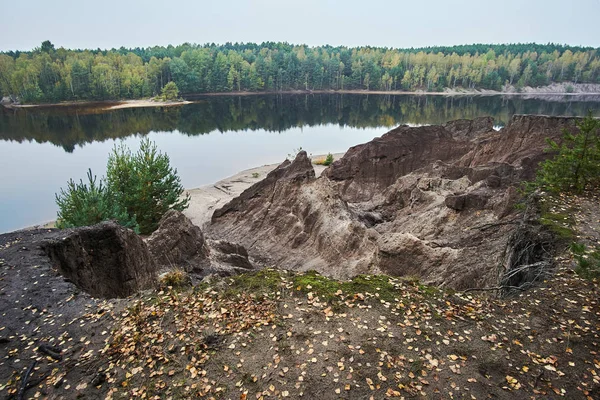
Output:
1 0 598 51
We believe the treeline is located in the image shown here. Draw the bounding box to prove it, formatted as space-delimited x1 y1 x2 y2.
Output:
1 41 599 103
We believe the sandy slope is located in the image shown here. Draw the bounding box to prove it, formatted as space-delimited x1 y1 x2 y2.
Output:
184 153 345 229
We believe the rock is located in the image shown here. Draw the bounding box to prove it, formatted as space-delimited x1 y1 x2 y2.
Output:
43 222 158 299
485 174 502 188
445 193 488 211
207 239 253 270
147 210 253 276
378 233 458 278
146 209 210 271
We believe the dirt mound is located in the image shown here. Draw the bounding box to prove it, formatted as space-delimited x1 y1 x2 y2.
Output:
148 209 254 276
210 152 379 278
146 209 210 270
43 222 158 298
209 115 569 289
323 123 473 203
459 115 580 177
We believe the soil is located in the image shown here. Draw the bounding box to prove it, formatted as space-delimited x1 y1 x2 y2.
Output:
1 211 599 399
0 228 127 399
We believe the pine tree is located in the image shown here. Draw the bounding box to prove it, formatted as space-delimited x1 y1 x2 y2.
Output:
106 139 189 234
535 112 600 194
55 169 137 231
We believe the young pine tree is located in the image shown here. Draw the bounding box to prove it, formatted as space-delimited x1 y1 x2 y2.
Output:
535 112 600 194
55 169 137 231
106 139 190 234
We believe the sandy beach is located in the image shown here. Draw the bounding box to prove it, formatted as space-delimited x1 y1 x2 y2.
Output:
1 98 193 111
105 99 193 110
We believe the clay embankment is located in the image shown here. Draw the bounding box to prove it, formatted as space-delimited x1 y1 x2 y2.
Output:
209 115 577 290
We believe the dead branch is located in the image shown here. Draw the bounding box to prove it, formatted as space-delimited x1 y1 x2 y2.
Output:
17 361 37 400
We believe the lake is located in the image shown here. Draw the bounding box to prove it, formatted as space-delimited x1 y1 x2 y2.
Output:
1 93 599 233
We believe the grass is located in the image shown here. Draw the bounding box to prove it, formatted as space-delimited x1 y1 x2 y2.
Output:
159 268 191 290
313 153 334 166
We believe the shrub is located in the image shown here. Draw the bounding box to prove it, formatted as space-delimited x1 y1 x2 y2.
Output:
159 268 191 289
570 242 600 280
534 112 600 194
55 169 138 231
106 138 190 234
314 153 334 166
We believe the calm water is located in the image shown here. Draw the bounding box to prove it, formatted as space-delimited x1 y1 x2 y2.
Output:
1 93 598 233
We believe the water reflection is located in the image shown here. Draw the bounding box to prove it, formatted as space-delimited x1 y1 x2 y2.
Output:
1 94 598 152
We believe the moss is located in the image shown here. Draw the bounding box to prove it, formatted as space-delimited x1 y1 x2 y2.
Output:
226 268 283 297
341 275 400 302
293 270 342 302
538 196 577 240
417 284 441 298
292 270 402 303
223 269 444 306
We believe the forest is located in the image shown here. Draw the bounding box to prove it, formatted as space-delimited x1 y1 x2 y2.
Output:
0 41 599 103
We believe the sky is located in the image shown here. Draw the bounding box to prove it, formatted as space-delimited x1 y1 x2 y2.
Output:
1 0 599 51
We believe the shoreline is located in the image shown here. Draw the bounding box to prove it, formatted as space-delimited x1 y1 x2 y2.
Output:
3 88 600 111
1 98 193 111
19 152 346 233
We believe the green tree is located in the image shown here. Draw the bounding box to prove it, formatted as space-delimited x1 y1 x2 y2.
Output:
106 139 190 234
55 169 137 231
159 81 179 101
535 113 600 194
40 40 55 53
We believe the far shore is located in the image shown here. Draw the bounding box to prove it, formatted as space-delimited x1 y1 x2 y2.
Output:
3 87 600 111
1 98 193 111
21 152 345 233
